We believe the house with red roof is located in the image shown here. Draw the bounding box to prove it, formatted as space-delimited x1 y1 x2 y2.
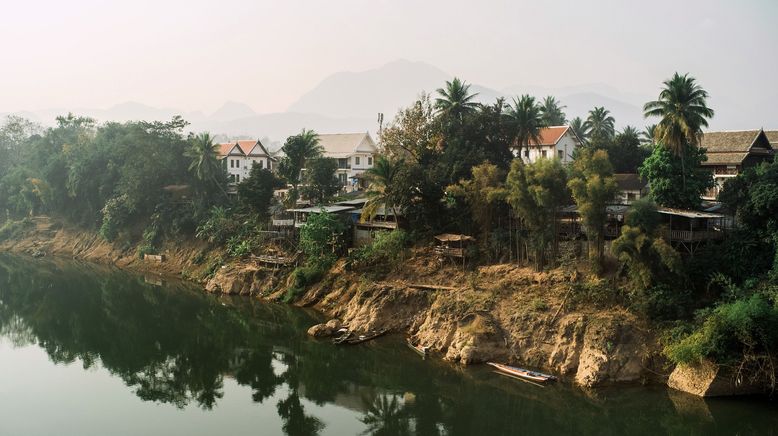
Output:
215 139 275 188
513 125 582 164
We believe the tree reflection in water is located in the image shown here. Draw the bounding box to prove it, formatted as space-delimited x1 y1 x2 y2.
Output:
2 254 778 436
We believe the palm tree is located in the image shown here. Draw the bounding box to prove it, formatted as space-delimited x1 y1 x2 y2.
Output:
540 95 567 126
643 72 714 155
362 156 402 222
278 128 323 193
618 126 641 144
570 116 590 144
584 107 616 145
184 132 227 196
434 77 479 121
640 124 657 145
504 95 545 159
643 72 714 189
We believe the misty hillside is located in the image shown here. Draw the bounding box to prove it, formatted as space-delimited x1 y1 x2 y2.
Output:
4 59 759 143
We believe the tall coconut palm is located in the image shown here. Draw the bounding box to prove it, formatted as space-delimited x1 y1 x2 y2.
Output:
362 156 402 222
540 95 567 126
643 72 714 155
618 126 641 144
434 77 479 121
504 95 545 159
570 116 590 144
640 124 657 145
584 107 616 144
643 72 714 189
184 132 227 196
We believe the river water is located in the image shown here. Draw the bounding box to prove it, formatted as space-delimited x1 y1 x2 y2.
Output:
0 254 776 436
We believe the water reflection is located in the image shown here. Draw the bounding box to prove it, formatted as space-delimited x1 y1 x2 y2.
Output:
0 254 776 436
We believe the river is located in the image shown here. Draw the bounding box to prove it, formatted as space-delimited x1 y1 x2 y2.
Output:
0 253 776 435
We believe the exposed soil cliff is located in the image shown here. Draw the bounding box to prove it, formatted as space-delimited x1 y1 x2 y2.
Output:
2 218 666 388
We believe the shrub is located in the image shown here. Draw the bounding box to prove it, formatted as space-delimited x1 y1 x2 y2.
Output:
99 194 134 242
628 284 691 321
299 210 347 270
664 293 778 366
350 230 409 270
283 265 326 303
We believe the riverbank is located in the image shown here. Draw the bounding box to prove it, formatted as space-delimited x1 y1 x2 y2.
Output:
0 216 666 388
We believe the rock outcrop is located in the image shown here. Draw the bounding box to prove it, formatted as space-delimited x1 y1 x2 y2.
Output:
668 360 764 397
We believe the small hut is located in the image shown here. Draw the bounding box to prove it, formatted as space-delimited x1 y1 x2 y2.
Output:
657 207 729 254
434 234 475 268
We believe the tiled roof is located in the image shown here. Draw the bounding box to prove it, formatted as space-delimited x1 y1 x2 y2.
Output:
701 152 749 166
528 126 569 147
700 130 761 153
318 133 376 157
216 142 236 157
236 140 257 155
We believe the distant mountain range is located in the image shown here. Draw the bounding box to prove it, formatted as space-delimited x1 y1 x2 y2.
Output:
4 59 765 146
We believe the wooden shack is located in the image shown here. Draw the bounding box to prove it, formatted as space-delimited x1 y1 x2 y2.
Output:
434 234 475 268
657 207 728 254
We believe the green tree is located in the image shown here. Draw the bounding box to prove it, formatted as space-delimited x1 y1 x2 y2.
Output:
539 96 567 126
299 210 347 269
506 158 568 270
434 77 479 121
639 144 712 209
504 95 545 159
567 149 618 269
380 93 439 162
643 72 714 189
612 199 681 291
640 124 657 145
720 161 778 279
583 107 616 148
570 116 589 144
446 162 506 251
184 132 228 198
278 129 323 196
237 166 283 217
300 157 340 205
607 126 650 173
362 156 403 221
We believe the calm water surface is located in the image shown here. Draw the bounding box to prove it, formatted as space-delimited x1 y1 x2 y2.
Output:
0 253 776 436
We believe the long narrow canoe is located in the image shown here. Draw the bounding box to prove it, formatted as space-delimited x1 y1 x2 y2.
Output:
486 362 556 382
406 339 429 357
343 329 388 345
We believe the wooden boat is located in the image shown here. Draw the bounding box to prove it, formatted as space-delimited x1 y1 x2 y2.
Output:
331 329 353 345
342 329 388 345
486 362 556 383
407 339 429 357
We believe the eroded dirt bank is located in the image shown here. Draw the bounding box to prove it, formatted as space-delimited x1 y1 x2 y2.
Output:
2 217 666 388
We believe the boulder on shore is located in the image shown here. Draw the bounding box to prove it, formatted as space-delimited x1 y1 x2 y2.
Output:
307 319 343 338
668 360 764 397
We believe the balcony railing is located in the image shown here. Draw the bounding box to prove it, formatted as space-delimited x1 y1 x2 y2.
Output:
664 229 724 242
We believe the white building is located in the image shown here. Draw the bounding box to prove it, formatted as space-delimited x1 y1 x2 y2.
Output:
513 125 581 164
217 139 275 186
317 133 378 191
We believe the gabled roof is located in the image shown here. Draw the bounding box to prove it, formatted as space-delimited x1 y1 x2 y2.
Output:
764 130 778 147
528 126 571 147
700 129 773 166
700 130 772 153
217 142 243 158
614 173 647 191
318 133 377 157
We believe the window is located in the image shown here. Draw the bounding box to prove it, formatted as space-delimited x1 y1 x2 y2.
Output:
338 173 347 186
235 174 240 183
355 156 361 166
368 156 373 165
258 160 263 169
230 159 234 168
558 150 564 159
541 150 547 158
235 159 240 168
524 150 529 158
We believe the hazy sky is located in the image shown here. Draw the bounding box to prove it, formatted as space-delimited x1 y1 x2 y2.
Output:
2 0 777 115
